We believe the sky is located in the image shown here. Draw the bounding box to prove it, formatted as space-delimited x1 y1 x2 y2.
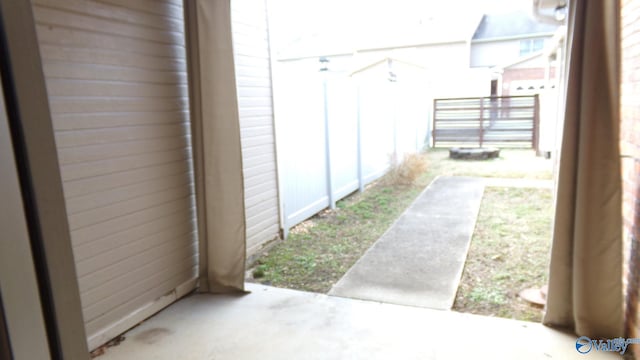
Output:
268 0 534 52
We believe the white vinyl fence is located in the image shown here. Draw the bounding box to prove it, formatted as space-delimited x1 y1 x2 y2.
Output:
276 62 429 234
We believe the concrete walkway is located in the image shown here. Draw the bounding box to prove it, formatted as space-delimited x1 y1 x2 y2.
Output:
329 176 485 310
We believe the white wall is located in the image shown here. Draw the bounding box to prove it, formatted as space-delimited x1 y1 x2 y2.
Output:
471 38 549 68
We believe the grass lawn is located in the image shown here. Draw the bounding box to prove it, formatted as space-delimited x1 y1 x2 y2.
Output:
452 187 553 322
248 148 553 320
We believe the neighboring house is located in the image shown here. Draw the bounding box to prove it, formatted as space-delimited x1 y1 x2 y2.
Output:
470 10 560 96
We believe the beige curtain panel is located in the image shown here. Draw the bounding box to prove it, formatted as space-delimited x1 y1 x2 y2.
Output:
184 0 247 293
544 0 623 338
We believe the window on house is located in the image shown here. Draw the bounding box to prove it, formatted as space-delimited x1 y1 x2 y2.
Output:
519 38 545 56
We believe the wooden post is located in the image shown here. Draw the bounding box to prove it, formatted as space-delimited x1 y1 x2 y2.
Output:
479 97 485 148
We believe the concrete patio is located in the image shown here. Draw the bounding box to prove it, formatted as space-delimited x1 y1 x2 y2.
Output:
97 283 620 360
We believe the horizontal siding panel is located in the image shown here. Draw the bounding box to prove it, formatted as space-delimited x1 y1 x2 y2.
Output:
85 267 196 337
33 6 184 46
75 217 196 278
238 116 273 129
241 141 276 158
236 75 271 88
66 171 192 214
242 160 276 179
60 148 191 181
234 65 271 81
82 252 197 325
96 0 184 19
78 230 196 294
35 24 185 59
33 0 184 31
246 202 279 225
243 152 276 170
40 45 186 72
43 62 187 84
240 125 273 139
55 123 189 148
52 111 188 131
63 160 190 198
247 225 280 250
237 96 273 108
234 55 271 69
46 79 188 98
236 85 272 98
244 179 277 198
245 194 278 215
238 106 273 118
34 0 197 348
58 136 190 164
70 195 194 247
240 135 275 149
73 205 195 261
50 96 188 114
243 169 277 188
233 0 280 254
247 213 280 240
68 183 193 230
244 188 278 209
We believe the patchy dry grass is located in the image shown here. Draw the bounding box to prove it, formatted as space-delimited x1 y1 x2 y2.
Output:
248 148 553 310
453 187 554 322
249 173 431 293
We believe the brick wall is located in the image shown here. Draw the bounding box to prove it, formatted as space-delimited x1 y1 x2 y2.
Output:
621 0 640 353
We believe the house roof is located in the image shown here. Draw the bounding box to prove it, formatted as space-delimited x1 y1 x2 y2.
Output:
472 11 559 41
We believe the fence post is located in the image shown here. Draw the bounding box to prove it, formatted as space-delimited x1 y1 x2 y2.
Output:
479 97 484 148
533 94 540 153
356 83 364 193
322 73 336 209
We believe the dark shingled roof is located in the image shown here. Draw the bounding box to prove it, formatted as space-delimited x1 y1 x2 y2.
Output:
472 11 559 40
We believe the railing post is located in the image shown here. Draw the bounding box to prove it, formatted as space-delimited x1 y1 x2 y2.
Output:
479 97 484 148
533 94 540 153
432 98 437 147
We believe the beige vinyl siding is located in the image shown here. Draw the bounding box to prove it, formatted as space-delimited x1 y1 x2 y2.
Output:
232 0 281 256
31 0 198 350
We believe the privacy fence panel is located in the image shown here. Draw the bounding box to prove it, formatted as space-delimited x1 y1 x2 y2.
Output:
279 71 330 228
327 75 359 200
433 95 539 149
359 78 396 183
277 67 429 233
